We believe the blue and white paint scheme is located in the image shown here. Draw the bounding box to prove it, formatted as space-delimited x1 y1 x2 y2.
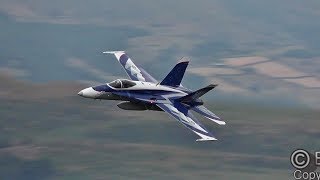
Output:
78 51 226 141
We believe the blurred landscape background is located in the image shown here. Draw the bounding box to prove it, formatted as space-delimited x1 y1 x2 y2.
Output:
0 0 319 179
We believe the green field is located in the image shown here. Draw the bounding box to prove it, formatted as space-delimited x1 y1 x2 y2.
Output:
0 75 318 179
1 0 320 179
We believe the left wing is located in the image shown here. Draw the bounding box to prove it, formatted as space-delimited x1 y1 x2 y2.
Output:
103 51 157 83
156 101 217 141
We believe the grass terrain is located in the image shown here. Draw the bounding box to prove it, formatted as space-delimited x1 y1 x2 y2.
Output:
0 1 319 179
0 76 318 179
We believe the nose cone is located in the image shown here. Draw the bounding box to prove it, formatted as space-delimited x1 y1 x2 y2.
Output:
77 87 99 99
78 91 83 96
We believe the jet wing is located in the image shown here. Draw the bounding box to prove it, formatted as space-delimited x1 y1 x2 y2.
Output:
103 51 158 83
156 102 217 141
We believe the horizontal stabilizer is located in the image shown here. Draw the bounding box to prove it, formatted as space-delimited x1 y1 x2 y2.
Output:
179 84 217 103
160 60 189 87
192 105 226 125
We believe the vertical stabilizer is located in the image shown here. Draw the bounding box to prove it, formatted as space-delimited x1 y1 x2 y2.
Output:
160 60 189 87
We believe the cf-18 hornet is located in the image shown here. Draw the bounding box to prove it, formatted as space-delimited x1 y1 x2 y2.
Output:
78 51 226 141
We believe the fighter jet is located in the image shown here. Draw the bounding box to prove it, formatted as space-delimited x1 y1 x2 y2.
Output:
78 51 226 141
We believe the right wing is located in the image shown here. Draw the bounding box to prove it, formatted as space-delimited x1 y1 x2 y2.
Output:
103 51 157 83
156 101 217 141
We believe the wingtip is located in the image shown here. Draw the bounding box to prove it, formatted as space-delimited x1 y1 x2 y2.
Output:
196 137 218 142
103 51 125 54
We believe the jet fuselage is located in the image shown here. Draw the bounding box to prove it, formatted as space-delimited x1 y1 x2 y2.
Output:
78 79 190 105
77 51 225 141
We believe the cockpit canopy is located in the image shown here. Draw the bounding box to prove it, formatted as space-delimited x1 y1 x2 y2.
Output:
108 79 136 89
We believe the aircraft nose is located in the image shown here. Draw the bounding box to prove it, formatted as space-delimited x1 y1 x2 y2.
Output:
78 90 83 96
77 87 99 99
